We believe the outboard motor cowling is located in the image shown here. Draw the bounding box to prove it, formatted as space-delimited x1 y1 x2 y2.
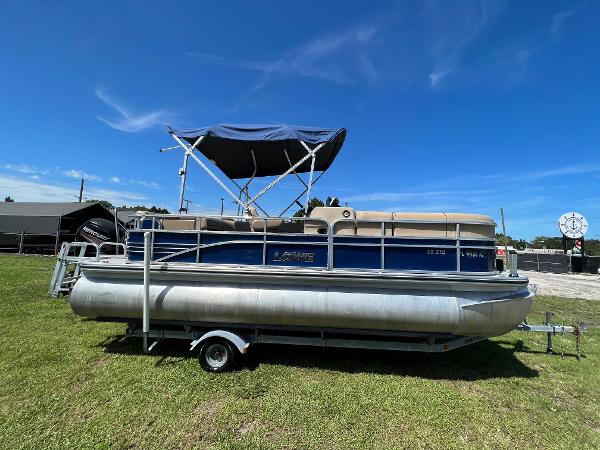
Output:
76 218 124 246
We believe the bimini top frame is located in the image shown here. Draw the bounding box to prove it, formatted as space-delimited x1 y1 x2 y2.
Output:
161 124 346 216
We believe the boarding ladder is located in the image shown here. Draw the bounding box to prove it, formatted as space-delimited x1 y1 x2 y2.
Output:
49 242 124 298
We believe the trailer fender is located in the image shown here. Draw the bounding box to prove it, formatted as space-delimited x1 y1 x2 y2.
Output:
190 330 251 354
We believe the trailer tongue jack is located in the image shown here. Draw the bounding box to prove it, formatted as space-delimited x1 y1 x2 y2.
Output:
516 311 584 360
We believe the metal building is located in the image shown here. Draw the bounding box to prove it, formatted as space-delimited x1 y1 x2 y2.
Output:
0 202 115 253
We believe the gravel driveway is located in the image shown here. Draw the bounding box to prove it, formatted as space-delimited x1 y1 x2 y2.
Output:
520 270 600 301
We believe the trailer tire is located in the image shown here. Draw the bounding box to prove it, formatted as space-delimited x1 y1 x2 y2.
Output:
199 338 237 373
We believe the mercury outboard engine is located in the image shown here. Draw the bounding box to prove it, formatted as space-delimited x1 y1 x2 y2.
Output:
76 218 125 247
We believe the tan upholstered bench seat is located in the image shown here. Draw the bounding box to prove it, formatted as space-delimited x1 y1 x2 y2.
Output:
445 213 495 239
393 212 448 237
355 211 393 236
391 212 495 239
161 218 197 231
162 217 235 231
250 218 284 232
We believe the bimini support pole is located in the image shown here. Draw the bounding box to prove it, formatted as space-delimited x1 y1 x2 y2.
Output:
170 134 247 211
248 141 325 206
178 153 190 213
229 178 270 216
143 231 151 353
279 171 326 216
304 154 317 214
175 135 205 213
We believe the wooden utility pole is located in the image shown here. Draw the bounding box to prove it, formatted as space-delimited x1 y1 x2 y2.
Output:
78 178 84 202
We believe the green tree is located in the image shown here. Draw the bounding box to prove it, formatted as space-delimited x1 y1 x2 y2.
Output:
85 200 170 214
585 239 600 256
495 233 530 250
495 233 510 246
512 239 529 251
292 196 346 217
124 205 170 214
530 236 563 249
293 197 325 217
326 196 340 207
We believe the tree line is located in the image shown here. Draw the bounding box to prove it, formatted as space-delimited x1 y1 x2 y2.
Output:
496 233 600 256
86 199 170 214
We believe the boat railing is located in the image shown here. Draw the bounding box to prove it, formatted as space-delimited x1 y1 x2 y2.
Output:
130 213 496 228
125 213 496 274
330 218 494 273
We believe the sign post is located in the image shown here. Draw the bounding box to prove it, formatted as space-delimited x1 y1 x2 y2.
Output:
558 212 589 272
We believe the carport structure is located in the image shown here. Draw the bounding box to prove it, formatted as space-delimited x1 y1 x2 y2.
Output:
0 202 115 254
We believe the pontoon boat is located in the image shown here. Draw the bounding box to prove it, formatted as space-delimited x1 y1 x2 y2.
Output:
57 124 534 371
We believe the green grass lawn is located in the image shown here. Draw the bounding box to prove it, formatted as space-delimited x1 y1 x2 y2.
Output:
0 254 598 449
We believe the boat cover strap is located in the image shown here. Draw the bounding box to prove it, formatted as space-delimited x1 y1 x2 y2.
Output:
169 124 346 179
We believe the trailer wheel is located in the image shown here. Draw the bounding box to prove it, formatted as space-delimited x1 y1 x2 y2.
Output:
199 338 237 373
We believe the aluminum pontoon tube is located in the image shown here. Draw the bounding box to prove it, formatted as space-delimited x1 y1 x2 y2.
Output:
70 271 533 337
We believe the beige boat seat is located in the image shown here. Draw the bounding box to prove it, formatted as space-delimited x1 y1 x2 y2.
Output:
247 206 283 232
161 216 235 231
196 217 236 231
355 211 393 236
445 213 495 239
392 212 448 237
304 207 356 235
162 217 197 231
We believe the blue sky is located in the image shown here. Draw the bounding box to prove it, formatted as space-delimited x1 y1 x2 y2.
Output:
1 0 598 239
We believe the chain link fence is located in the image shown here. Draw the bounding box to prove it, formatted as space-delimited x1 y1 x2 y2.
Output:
517 252 599 274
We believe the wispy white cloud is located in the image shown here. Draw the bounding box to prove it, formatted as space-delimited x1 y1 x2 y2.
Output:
0 163 49 175
506 163 600 182
345 189 494 203
132 179 160 189
95 87 175 133
551 8 577 36
63 169 102 182
0 175 145 204
188 22 380 100
340 162 600 239
427 0 502 87
428 70 452 88
2 161 164 193
349 164 600 204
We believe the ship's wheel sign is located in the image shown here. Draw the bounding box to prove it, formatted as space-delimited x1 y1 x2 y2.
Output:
558 212 588 239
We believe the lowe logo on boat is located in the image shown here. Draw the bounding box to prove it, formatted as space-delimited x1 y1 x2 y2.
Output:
273 251 315 263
